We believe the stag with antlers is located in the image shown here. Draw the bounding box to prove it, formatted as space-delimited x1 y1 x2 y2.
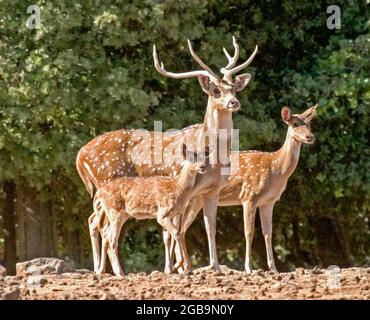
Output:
76 36 258 273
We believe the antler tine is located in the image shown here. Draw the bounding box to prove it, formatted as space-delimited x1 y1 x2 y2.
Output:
153 44 219 81
221 44 258 81
223 36 240 69
187 40 220 82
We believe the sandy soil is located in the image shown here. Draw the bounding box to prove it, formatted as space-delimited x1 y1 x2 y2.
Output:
0 265 369 300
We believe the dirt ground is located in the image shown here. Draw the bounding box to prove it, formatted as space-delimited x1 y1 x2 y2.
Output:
0 265 369 300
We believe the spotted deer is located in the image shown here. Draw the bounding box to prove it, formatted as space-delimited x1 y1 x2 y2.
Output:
173 105 318 273
76 37 258 273
93 144 209 276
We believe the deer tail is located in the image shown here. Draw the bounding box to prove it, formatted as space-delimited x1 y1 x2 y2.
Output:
76 149 96 198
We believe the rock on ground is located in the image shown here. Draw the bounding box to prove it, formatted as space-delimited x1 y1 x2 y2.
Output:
0 288 20 300
16 258 75 276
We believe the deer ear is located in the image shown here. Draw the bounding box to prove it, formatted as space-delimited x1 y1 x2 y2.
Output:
302 104 318 122
198 75 211 94
234 73 251 92
281 106 291 124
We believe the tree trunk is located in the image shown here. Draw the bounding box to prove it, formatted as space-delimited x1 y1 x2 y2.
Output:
65 228 82 267
333 211 353 266
49 201 58 257
16 184 52 261
311 216 351 268
2 181 17 275
291 214 302 265
40 200 52 256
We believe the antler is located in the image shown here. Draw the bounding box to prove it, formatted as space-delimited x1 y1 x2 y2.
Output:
221 37 258 82
153 38 258 84
222 36 240 69
153 42 220 83
186 40 220 82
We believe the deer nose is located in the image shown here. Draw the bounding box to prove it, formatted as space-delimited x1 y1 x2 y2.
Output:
199 164 206 172
227 99 240 110
306 134 314 143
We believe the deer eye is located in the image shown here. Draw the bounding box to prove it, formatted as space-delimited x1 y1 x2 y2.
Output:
292 122 299 128
213 88 221 98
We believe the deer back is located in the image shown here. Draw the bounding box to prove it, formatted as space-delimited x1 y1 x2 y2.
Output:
77 124 204 196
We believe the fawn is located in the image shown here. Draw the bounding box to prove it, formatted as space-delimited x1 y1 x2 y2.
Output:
93 144 210 276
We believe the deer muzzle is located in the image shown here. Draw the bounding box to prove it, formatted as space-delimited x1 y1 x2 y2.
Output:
198 164 207 174
305 134 315 144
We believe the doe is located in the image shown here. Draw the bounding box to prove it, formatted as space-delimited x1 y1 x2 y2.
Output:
218 105 318 273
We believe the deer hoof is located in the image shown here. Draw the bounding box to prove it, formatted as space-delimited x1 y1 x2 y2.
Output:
269 266 278 273
211 264 222 273
164 267 173 274
245 268 253 275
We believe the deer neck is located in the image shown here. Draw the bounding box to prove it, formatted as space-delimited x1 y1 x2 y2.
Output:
203 98 233 133
175 166 197 198
203 98 234 165
274 127 302 176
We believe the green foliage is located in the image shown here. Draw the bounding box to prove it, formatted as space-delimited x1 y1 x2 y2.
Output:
121 221 164 273
0 0 368 271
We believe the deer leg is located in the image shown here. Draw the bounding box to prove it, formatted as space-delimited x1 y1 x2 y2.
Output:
157 209 181 272
169 234 176 268
170 215 186 273
171 234 188 274
173 229 183 273
168 236 187 274
175 197 203 273
97 223 110 275
88 212 101 273
173 234 187 272
173 236 186 272
106 214 127 277
163 229 173 274
170 235 178 272
174 232 194 274
259 203 278 273
170 216 187 273
202 194 221 272
243 200 257 274
157 209 177 236
98 215 116 273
